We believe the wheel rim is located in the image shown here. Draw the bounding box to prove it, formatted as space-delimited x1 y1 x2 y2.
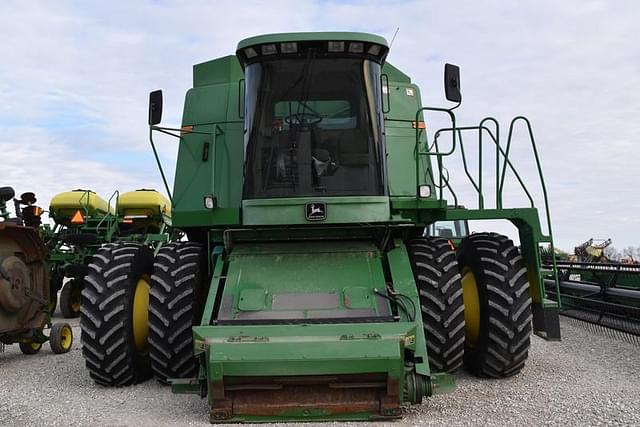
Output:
132 275 150 353
31 342 42 351
461 266 481 346
60 325 73 351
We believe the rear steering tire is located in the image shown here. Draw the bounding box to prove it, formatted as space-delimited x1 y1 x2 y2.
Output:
407 237 465 373
80 243 154 386
457 232 532 378
149 242 203 383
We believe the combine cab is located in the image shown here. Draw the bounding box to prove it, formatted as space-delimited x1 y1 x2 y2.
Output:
80 32 561 422
0 186 73 355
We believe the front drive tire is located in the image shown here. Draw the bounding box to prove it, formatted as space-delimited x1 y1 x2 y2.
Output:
149 242 204 383
457 232 532 378
407 237 465 373
80 243 154 386
50 322 73 354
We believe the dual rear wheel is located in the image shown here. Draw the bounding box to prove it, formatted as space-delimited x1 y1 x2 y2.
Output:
80 242 200 386
408 232 533 378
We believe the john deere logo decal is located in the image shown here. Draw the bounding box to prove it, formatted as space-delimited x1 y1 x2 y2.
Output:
305 202 326 221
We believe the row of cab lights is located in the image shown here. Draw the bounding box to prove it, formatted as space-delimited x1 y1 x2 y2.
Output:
244 41 383 58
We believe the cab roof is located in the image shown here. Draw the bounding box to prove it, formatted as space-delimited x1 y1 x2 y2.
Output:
237 32 388 50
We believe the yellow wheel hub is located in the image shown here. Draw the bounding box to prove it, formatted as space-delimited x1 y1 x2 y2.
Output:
132 275 150 353
59 325 73 351
461 266 481 346
31 342 42 351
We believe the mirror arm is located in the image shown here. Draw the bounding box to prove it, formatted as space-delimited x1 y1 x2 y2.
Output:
149 126 173 204
448 99 462 111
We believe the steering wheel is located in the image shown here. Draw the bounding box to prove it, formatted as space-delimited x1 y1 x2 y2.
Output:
284 112 322 126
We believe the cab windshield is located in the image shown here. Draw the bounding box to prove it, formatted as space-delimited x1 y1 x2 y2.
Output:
243 55 385 199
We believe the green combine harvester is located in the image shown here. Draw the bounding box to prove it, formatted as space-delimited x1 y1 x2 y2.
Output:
80 32 561 422
46 188 172 317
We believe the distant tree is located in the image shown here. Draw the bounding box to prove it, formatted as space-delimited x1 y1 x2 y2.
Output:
604 246 621 261
623 246 635 259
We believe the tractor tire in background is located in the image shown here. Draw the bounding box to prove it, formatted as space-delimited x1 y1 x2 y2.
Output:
407 237 465 373
149 242 204 383
80 243 154 386
60 278 82 318
49 322 73 354
19 341 42 355
457 232 532 378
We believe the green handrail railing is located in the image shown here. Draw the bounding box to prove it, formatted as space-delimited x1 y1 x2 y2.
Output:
413 110 560 307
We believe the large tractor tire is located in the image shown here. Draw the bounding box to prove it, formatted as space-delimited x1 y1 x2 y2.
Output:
407 237 465 373
60 278 82 318
149 242 203 383
457 232 532 378
80 243 154 386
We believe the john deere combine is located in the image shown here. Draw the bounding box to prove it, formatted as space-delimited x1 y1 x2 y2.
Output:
46 188 172 317
0 186 73 355
80 32 561 422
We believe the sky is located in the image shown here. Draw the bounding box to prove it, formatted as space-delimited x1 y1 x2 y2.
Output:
1 0 639 252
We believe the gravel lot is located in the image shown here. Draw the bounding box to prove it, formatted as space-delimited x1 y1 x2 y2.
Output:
0 316 638 427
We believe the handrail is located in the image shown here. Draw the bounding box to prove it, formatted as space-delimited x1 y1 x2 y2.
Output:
434 124 535 210
96 190 119 235
414 107 457 200
502 117 558 288
414 110 560 305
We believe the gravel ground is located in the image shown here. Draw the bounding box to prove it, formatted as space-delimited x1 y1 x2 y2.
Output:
0 316 638 427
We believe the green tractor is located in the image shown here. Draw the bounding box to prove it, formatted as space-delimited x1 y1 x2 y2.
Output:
79 32 561 422
0 186 73 355
45 189 172 318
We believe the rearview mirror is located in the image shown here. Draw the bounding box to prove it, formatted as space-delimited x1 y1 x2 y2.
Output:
444 64 461 103
148 90 163 125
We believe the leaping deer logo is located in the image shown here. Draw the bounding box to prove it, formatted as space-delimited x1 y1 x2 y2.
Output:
310 204 323 216
306 202 326 220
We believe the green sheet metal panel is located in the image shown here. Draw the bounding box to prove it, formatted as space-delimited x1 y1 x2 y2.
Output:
218 241 391 322
193 322 414 377
193 55 243 88
172 55 245 228
383 70 435 199
242 196 391 226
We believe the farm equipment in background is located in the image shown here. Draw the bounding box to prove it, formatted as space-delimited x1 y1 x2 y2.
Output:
79 32 561 422
45 189 173 318
0 186 73 355
543 238 640 341
573 238 612 263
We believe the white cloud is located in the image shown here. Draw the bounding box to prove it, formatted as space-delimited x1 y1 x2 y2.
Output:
1 0 639 250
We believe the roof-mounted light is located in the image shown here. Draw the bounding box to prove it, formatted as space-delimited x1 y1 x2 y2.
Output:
327 41 345 52
261 44 277 55
368 45 381 56
244 47 258 58
280 42 297 53
348 42 364 53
